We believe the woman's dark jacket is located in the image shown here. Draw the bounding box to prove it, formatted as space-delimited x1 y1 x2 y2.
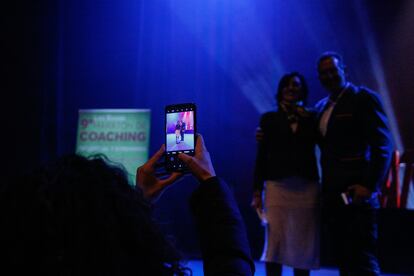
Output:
253 109 319 192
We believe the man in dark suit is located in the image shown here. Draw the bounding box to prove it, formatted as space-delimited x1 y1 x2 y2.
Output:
180 120 186 141
315 52 393 275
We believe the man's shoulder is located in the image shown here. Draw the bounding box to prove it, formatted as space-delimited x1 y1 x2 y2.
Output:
341 84 385 116
353 85 383 104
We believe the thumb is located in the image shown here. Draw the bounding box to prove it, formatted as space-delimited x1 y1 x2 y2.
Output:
177 153 194 166
177 153 200 173
159 172 183 188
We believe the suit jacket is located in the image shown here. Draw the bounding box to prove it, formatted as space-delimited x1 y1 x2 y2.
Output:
190 177 255 275
253 109 319 192
315 84 393 200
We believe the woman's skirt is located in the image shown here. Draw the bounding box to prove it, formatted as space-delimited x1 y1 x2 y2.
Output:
260 176 320 269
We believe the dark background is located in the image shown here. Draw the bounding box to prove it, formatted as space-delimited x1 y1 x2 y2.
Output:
2 0 414 273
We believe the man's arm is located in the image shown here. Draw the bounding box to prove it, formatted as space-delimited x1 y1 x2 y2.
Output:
360 89 393 191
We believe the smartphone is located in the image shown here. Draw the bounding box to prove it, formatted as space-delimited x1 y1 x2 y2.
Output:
341 192 352 205
165 103 196 171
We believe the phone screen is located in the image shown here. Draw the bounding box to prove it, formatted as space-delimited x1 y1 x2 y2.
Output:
165 104 196 156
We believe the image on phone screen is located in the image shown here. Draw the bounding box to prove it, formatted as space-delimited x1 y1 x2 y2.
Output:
165 108 195 153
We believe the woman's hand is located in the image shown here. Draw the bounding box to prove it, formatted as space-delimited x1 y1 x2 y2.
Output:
255 127 264 142
177 134 216 182
136 145 182 202
250 191 263 210
346 184 374 204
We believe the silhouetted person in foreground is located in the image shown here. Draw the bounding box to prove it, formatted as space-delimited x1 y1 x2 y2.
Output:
0 134 254 275
315 52 393 275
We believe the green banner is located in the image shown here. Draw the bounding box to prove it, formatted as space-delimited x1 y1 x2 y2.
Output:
76 109 151 184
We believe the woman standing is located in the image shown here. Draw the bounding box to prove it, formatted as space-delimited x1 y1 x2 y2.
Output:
251 72 320 276
175 120 182 144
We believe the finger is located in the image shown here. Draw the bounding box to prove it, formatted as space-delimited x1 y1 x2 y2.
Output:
155 170 184 180
138 162 158 175
178 153 199 172
177 153 193 165
195 134 207 156
250 201 258 209
136 166 152 178
155 171 171 177
159 172 182 187
154 161 166 171
146 145 165 168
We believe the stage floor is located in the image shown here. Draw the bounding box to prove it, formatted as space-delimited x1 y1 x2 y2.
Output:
186 260 408 275
166 133 194 151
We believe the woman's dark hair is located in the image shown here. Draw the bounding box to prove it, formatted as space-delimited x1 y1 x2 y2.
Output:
0 154 188 275
275 72 309 105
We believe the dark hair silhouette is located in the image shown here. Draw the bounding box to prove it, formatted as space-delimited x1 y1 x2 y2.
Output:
316 51 345 70
275 72 309 105
0 154 189 275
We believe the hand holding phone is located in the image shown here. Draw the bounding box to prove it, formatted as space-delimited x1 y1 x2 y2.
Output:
136 145 182 201
177 134 216 181
136 133 215 201
165 103 196 172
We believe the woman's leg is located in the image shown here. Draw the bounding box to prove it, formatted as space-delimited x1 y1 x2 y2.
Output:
265 262 282 276
293 268 310 276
